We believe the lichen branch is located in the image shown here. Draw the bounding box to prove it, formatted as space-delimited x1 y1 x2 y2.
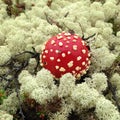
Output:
103 53 120 112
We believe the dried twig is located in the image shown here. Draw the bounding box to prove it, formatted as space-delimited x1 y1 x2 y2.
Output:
47 0 53 7
0 48 41 119
13 61 28 120
82 33 96 41
44 12 63 30
64 12 69 17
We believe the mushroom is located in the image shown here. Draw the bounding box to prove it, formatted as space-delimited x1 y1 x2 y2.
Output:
40 31 91 79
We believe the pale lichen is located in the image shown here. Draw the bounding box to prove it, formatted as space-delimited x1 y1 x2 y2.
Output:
0 0 120 119
0 110 13 120
95 97 120 120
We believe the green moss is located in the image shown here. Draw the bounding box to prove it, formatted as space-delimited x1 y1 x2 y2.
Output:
0 89 7 104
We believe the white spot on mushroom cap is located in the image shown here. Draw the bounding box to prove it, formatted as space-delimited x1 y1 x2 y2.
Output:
72 71 75 74
51 40 55 45
43 55 46 58
58 42 63 46
86 58 89 61
67 37 71 39
58 33 62 35
73 45 77 50
40 63 43 66
67 33 71 35
50 49 53 52
82 49 86 54
81 41 85 45
64 33 71 36
59 67 66 72
57 59 61 62
62 53 66 57
82 61 86 66
63 38 67 40
77 56 82 61
67 51 71 55
55 50 59 53
75 66 81 71
74 35 78 39
45 50 48 54
65 45 68 48
55 50 61 53
50 57 54 61
88 53 91 57
64 33 68 36
55 66 59 69
66 41 70 43
67 61 73 68
73 39 77 42
57 35 63 39
88 60 91 64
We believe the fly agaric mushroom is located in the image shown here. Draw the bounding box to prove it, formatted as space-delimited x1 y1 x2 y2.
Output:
40 31 91 79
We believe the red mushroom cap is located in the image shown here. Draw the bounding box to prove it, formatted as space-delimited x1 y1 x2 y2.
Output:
40 31 91 79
